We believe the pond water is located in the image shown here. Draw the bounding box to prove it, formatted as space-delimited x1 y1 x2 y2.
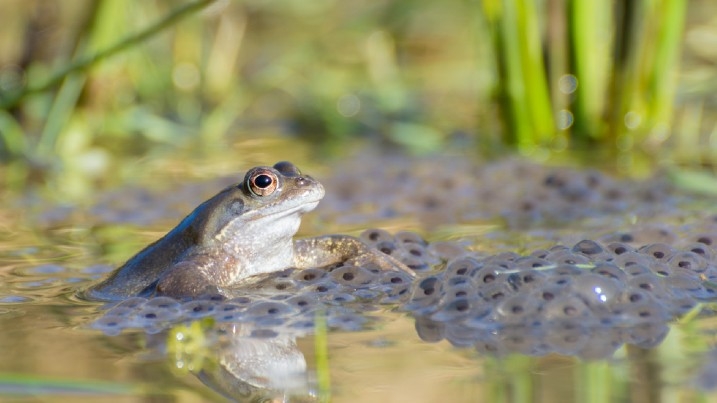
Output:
3 143 717 402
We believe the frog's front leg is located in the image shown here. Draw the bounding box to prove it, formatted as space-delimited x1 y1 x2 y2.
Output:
293 235 414 275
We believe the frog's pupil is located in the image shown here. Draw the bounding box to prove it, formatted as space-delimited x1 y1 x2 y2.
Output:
255 174 273 188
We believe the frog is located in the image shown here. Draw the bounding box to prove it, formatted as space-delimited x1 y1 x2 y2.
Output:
85 161 413 301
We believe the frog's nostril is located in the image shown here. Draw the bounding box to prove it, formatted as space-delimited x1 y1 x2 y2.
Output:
296 177 310 186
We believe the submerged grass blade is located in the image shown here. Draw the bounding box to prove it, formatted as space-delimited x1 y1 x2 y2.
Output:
315 310 331 402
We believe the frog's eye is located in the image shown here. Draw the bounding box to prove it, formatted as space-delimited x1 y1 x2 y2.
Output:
247 170 279 197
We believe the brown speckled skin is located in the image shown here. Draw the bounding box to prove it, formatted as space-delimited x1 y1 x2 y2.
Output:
84 162 411 301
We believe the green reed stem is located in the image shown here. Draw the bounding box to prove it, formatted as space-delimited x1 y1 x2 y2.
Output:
568 0 609 142
0 0 214 110
645 0 686 138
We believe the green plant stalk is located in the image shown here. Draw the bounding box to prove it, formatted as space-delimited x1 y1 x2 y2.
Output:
516 0 554 146
0 0 215 110
568 0 608 141
611 1 653 152
487 0 554 150
645 0 686 138
496 0 532 147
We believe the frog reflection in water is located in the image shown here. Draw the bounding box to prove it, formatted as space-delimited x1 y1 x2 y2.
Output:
86 161 412 300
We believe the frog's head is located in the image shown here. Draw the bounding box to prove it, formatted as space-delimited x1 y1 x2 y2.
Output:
189 161 325 247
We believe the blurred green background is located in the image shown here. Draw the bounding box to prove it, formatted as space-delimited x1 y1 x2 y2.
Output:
1 0 716 195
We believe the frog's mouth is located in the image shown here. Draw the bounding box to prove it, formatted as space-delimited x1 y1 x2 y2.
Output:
248 199 322 221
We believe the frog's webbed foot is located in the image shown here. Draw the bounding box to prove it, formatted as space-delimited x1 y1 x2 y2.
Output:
155 261 224 299
293 235 415 276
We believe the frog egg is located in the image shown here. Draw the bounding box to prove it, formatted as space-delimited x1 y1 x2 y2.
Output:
483 252 520 269
542 295 594 323
494 295 541 325
214 303 246 322
325 292 357 304
631 226 677 245
571 274 621 306
289 318 316 332
571 239 606 257
286 295 319 312
663 293 698 316
638 243 675 261
614 301 670 324
507 269 547 291
614 252 653 270
399 243 439 266
228 296 255 306
442 282 479 302
600 231 636 244
427 241 469 261
353 289 381 300
446 256 482 277
143 296 181 310
330 265 378 287
621 322 669 348
398 255 432 272
136 305 182 325
415 316 445 342
379 270 413 287
471 265 504 285
430 297 476 322
380 283 412 304
591 263 628 283
181 300 217 318
551 264 584 277
360 228 394 245
105 305 137 319
309 280 339 294
683 242 715 261
649 261 678 277
497 326 544 355
668 251 708 274
664 272 704 295
576 328 623 360
293 268 328 284
529 283 570 303
113 297 148 310
545 250 591 265
543 322 590 355
478 281 514 302
622 263 652 277
627 273 669 299
328 312 368 331
514 256 552 270
91 315 130 336
529 249 551 259
244 301 296 319
264 279 296 292
394 231 427 246
695 233 717 246
445 324 484 347
605 242 635 256
374 241 398 256
412 276 440 299
697 280 717 300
